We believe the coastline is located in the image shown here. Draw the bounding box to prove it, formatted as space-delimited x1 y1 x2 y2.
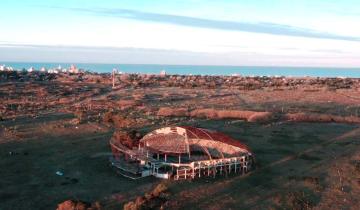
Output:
1 62 360 78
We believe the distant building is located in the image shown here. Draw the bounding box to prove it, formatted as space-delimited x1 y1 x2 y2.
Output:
69 64 79 74
27 67 35 72
160 70 166 76
0 65 5 71
48 69 59 74
40 67 47 72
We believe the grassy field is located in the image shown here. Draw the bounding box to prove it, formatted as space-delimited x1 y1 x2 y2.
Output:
1 80 360 209
1 114 359 209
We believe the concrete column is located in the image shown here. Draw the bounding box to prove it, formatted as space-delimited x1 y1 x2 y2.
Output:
220 160 223 175
176 168 179 180
198 164 201 178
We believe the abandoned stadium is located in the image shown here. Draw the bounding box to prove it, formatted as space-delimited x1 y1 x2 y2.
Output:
109 126 254 180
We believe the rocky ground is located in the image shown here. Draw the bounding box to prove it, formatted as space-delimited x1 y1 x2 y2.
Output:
0 70 360 209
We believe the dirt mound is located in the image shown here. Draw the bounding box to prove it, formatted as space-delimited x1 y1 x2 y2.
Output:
189 108 218 119
56 200 91 210
157 107 272 122
247 112 274 122
285 113 360 124
190 109 272 122
118 100 141 109
157 107 189 117
216 110 272 122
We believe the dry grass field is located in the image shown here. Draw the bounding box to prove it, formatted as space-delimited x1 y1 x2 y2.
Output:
1 73 360 209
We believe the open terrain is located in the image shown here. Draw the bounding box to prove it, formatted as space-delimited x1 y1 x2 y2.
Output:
1 71 360 209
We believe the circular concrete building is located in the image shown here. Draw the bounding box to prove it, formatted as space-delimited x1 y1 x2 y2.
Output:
110 126 253 180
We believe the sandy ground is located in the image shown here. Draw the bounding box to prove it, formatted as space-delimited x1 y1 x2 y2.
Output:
1 74 360 209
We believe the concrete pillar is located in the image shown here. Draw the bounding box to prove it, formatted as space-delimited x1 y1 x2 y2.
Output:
220 160 223 175
176 168 179 180
198 165 201 178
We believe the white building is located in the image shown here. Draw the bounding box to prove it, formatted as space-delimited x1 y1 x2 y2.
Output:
160 70 166 76
27 67 35 72
69 64 79 74
48 69 59 74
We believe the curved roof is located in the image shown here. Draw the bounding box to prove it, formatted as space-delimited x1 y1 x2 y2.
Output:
140 126 251 158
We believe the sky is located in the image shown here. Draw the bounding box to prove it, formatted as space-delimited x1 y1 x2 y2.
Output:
0 0 360 67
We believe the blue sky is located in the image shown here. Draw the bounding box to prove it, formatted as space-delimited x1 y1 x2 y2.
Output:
1 0 360 66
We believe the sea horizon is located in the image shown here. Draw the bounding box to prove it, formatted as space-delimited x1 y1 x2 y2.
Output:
1 61 360 78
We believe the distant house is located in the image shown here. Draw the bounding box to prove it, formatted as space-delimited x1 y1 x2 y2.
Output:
48 69 59 74
27 67 35 72
160 70 166 76
40 67 47 72
0 65 14 71
69 64 79 74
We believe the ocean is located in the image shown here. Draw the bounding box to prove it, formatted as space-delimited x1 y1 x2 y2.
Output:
1 62 360 78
